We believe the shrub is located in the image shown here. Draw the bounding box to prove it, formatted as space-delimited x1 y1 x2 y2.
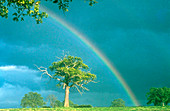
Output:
74 104 93 108
42 106 51 108
110 98 125 107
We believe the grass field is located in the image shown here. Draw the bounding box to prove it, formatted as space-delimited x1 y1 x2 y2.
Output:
0 106 170 111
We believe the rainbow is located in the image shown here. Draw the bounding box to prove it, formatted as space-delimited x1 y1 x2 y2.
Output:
40 6 139 106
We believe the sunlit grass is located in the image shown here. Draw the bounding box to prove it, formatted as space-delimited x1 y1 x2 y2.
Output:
0 106 170 111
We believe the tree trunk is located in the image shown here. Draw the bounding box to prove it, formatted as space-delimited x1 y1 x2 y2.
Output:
64 86 70 107
162 102 164 106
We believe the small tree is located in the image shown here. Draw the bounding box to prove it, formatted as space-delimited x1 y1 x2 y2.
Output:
110 98 125 107
146 87 170 106
20 92 46 108
36 55 96 107
46 95 57 108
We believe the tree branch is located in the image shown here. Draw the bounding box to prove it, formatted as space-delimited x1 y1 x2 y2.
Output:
56 56 62 61
74 85 82 95
63 83 66 89
17 8 26 18
76 83 89 92
34 64 61 81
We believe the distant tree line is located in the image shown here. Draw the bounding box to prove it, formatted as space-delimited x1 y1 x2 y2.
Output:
20 92 92 108
20 87 169 108
20 92 125 108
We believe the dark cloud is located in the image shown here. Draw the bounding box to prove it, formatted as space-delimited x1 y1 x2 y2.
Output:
0 65 42 90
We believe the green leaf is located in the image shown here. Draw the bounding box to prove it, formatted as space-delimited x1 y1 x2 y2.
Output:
21 17 24 21
12 13 17 16
53 0 58 3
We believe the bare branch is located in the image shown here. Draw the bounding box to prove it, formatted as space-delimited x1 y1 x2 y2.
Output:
91 81 97 83
74 85 82 95
63 83 66 89
69 83 75 88
77 84 89 91
72 62 77 68
56 56 62 61
34 64 62 81
17 8 26 18
82 86 89 91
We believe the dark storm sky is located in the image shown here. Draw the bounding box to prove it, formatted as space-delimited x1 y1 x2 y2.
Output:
0 0 170 108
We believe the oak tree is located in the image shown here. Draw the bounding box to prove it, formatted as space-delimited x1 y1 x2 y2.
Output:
36 55 96 107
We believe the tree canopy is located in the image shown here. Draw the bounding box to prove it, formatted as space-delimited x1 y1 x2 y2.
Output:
110 98 125 107
0 0 97 24
37 55 96 107
20 92 46 108
146 87 170 106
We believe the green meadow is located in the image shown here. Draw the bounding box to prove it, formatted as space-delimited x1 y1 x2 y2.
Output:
0 106 170 111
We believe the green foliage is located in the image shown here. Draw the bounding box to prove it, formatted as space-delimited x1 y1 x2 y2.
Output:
20 92 46 108
0 0 48 24
68 100 75 107
146 87 170 106
55 100 63 107
48 55 96 93
110 98 125 107
37 55 96 107
0 0 97 23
